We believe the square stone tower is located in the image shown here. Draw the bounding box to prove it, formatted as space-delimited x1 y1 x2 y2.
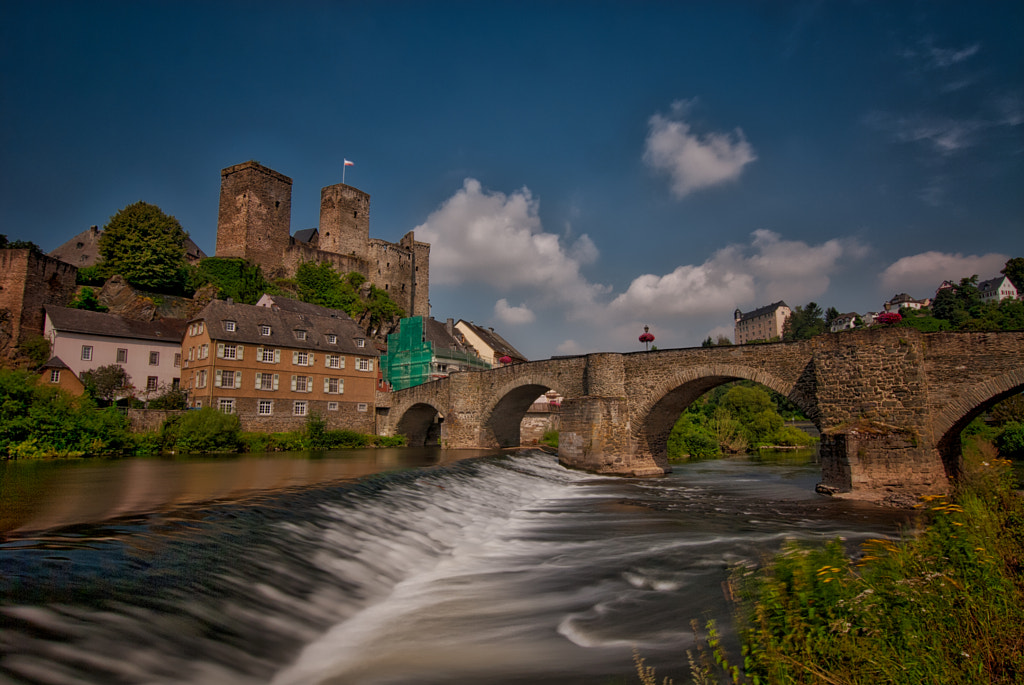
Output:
319 183 370 261
216 161 293 273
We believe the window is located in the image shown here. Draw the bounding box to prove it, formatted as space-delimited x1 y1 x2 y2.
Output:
260 325 272 336
326 334 337 344
326 354 343 369
81 345 93 361
116 348 128 363
294 330 307 341
199 344 209 359
356 358 372 372
218 398 235 414
149 351 160 366
256 372 278 391
293 401 308 417
174 353 181 368
294 351 310 366
260 347 278 363
147 376 158 391
194 400 202 408
189 347 195 361
293 375 310 392
49 369 60 383
356 339 366 348
324 377 343 394
197 369 208 388
224 320 236 332
327 401 339 411
172 378 180 390
221 344 237 360
218 370 237 388
358 403 368 412
258 399 274 415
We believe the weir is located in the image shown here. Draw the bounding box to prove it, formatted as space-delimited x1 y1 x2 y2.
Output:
380 329 1024 500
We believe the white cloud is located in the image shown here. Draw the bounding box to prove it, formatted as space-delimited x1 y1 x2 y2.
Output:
643 100 757 198
494 298 535 325
555 339 586 356
865 112 983 154
413 179 607 313
880 251 1009 293
609 230 867 318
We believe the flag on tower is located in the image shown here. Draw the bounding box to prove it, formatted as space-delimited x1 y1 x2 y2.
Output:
344 159 354 167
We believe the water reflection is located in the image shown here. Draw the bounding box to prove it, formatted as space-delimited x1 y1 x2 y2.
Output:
0 448 497 537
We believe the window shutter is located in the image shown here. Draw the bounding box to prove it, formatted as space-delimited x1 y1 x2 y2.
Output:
307 376 313 393
234 372 242 389
237 345 244 360
292 351 298 365
255 373 261 390
215 370 222 387
309 353 315 366
339 379 344 394
324 377 330 393
340 356 345 369
368 360 374 371
257 346 263 361
290 375 297 391
217 343 225 359
273 374 279 390
274 349 281 364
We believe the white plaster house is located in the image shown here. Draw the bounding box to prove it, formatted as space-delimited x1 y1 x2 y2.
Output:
43 307 187 399
978 276 1018 303
733 302 791 344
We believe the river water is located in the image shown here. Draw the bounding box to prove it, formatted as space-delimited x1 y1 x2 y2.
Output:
0 448 914 685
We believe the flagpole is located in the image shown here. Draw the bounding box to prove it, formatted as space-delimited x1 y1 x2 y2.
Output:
343 163 346 185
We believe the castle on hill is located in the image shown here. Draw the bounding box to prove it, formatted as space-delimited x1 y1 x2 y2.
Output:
214 161 429 319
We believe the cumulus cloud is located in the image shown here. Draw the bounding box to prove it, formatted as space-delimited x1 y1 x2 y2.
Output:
609 230 867 318
556 339 586 356
413 179 607 312
880 251 1009 292
494 298 535 325
643 100 757 198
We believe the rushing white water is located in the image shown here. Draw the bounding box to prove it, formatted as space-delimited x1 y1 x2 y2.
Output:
0 450 911 684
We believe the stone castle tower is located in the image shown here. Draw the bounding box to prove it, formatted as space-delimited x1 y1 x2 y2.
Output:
214 161 429 318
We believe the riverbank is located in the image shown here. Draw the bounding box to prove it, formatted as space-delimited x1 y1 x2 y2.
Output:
641 437 1024 684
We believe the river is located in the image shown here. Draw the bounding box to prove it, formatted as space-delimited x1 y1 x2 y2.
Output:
0 448 915 684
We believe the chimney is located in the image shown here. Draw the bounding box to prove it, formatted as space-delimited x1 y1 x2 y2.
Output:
446 318 454 335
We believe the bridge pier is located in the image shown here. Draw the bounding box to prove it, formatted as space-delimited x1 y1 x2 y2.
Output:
558 354 668 477
818 426 948 500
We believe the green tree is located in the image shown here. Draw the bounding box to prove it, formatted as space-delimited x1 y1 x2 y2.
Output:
783 302 826 340
932 276 982 327
824 306 840 329
190 257 272 304
99 201 188 292
1001 257 1024 292
0 234 43 254
17 336 51 368
161 407 240 453
81 364 133 405
68 286 108 312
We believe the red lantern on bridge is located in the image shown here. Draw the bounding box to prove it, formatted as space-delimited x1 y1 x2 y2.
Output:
499 355 513 365
639 325 655 351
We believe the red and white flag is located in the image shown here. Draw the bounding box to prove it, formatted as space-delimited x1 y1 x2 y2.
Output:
344 159 354 167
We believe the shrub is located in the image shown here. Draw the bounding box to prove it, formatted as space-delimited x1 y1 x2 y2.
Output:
540 430 559 448
161 407 240 453
372 435 407 447
995 421 1024 458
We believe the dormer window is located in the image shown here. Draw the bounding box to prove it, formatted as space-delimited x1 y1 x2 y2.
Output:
326 334 337 344
294 330 307 341
224 320 236 332
260 325 272 336
356 338 366 348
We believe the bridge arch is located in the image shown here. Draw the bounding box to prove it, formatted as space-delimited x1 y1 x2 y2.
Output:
631 363 817 463
394 401 447 446
933 368 1024 477
479 372 573 448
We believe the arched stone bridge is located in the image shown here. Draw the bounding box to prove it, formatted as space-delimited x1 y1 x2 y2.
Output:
376 328 1024 498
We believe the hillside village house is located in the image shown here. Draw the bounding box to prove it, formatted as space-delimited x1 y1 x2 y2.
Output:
455 320 528 366
829 312 860 333
43 307 186 398
182 297 378 432
733 302 791 344
884 293 930 311
978 276 1018 303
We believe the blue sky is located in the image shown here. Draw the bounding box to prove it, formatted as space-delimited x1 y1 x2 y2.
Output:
2 1 1022 359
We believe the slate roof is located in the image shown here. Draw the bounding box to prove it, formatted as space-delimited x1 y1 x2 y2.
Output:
48 227 207 267
456 320 527 361
736 301 789 323
293 228 319 244
423 317 477 355
45 307 188 343
978 277 1013 296
40 356 72 370
193 298 376 357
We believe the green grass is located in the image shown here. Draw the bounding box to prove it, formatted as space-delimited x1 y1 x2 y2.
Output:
639 437 1024 684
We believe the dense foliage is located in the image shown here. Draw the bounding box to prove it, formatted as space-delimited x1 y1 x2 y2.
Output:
0 234 43 254
0 370 129 458
68 286 108 312
17 336 51 368
295 262 405 328
189 257 273 304
99 201 189 293
80 364 132 405
782 302 826 341
666 382 814 461
160 407 241 453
